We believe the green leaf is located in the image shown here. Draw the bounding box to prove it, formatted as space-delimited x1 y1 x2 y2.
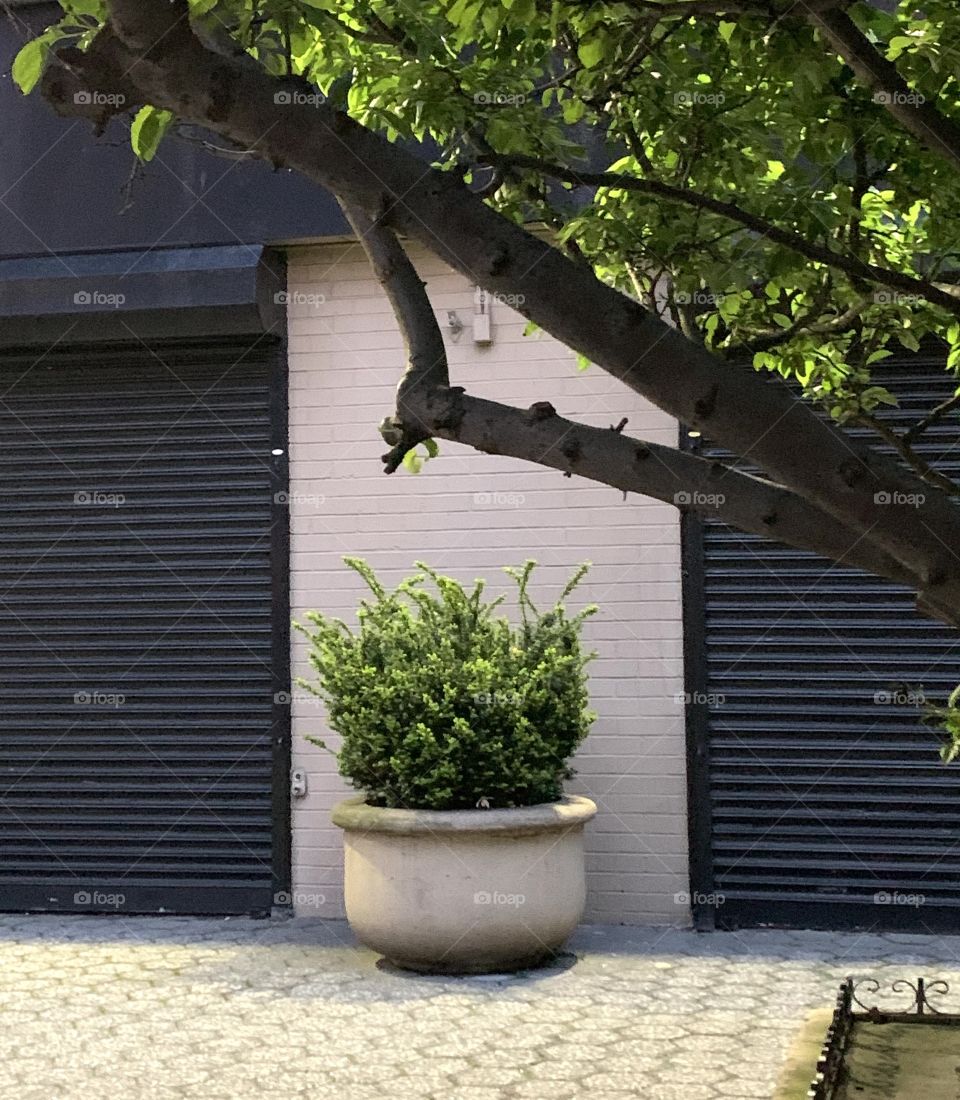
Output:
12 38 48 95
130 106 174 162
577 34 607 70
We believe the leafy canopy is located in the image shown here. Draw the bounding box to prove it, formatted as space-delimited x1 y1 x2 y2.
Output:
21 0 960 426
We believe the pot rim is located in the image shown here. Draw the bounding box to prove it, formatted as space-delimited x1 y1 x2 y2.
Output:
331 794 597 836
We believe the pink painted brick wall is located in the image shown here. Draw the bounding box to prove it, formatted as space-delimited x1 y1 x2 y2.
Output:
286 242 689 925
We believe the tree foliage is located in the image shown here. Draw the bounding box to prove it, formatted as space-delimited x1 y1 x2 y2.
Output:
22 0 960 429
15 0 960 747
296 559 596 810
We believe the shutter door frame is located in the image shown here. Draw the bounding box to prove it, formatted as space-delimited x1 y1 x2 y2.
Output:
681 362 960 933
0 333 291 917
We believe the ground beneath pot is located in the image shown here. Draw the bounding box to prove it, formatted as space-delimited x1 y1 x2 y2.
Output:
2 915 960 1100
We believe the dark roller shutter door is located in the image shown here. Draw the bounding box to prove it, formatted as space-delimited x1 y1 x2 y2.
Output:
696 359 960 930
0 340 280 914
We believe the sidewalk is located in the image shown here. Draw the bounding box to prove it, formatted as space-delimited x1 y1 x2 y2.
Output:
1 915 958 1099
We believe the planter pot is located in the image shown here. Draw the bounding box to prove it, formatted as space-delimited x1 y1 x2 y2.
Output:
331 794 597 975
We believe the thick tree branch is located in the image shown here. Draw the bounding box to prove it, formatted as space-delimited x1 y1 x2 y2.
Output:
411 389 920 590
106 0 192 53
344 199 918 591
45 3 960 624
806 6 960 174
483 154 960 314
337 200 450 472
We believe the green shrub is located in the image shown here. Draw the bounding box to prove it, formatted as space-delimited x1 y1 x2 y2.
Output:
296 559 597 810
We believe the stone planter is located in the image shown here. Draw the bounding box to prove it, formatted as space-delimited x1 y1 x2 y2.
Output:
331 794 597 974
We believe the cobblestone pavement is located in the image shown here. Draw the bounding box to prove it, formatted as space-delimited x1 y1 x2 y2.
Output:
2 915 960 1100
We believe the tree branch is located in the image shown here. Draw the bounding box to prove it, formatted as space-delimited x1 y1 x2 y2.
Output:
411 389 920 591
43 3 960 624
106 0 193 53
337 200 450 472
905 391 960 445
806 6 960 174
856 413 960 496
482 153 960 314
342 191 919 592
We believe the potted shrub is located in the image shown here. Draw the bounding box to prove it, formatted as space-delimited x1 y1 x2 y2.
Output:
297 558 598 975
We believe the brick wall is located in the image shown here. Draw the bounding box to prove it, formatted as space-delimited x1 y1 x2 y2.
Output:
286 241 690 925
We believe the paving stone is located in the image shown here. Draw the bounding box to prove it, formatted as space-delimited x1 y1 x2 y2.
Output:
2 915 960 1098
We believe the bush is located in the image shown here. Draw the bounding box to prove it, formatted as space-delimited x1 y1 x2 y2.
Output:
296 559 597 810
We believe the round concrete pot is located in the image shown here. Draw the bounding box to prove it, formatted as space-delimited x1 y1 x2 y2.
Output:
331 794 597 975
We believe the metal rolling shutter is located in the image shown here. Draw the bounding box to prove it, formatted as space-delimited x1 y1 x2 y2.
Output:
697 359 960 929
0 340 279 914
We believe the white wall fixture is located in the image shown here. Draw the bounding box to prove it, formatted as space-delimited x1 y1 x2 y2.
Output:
473 286 492 345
